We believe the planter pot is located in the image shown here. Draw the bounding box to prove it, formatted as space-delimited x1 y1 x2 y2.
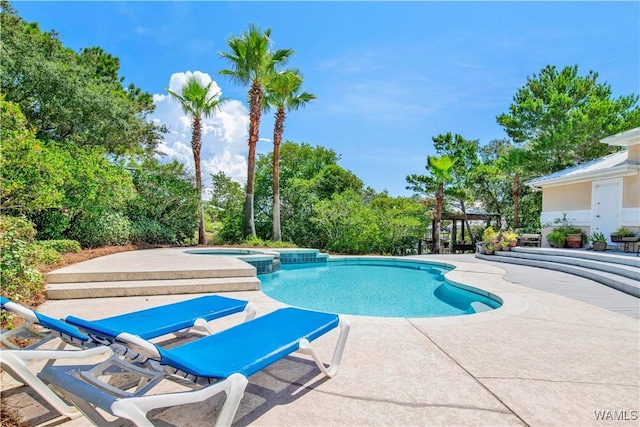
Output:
610 235 623 243
565 234 583 248
485 248 494 255
592 241 607 251
501 246 511 251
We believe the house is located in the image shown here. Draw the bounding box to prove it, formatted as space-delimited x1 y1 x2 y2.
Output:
527 127 640 248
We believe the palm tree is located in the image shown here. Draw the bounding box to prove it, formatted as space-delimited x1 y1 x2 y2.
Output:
498 147 528 230
263 69 316 241
406 155 456 254
219 24 293 238
167 75 225 245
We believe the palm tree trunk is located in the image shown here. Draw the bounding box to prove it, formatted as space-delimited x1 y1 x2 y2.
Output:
243 81 263 238
513 173 520 230
192 116 206 245
433 182 443 254
272 107 285 241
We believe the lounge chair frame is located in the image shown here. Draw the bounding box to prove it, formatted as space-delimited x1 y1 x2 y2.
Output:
0 296 257 419
39 308 351 427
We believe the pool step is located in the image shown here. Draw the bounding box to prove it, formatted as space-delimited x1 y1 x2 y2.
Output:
45 277 261 300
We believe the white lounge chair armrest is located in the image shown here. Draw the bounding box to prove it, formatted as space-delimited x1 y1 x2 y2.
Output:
244 302 258 321
115 332 160 360
3 301 39 322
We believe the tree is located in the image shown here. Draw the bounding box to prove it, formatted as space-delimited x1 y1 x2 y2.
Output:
263 69 316 241
168 75 225 245
406 155 456 254
219 24 293 238
126 157 199 245
432 133 480 243
207 172 245 244
311 165 363 200
0 99 65 216
252 142 345 244
497 65 640 175
370 194 428 255
496 147 529 230
0 4 163 155
310 190 378 254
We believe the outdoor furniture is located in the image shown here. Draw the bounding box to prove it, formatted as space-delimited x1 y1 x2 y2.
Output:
519 234 542 247
0 295 256 418
452 243 475 253
615 237 640 253
39 307 351 427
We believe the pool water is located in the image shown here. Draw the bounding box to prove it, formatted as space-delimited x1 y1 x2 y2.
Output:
259 260 501 317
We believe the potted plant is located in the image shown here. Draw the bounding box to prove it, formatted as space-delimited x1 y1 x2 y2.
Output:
500 238 511 251
501 229 518 248
589 232 607 251
485 243 495 255
545 213 586 248
610 226 636 243
482 226 499 252
547 229 567 248
565 232 584 248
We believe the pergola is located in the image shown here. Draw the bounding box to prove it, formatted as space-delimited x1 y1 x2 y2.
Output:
421 209 500 254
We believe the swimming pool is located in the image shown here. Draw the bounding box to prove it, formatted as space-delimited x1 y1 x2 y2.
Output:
185 248 281 274
259 258 502 317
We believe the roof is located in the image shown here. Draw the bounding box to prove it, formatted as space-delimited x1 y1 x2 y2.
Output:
527 150 639 188
600 127 640 147
442 207 499 220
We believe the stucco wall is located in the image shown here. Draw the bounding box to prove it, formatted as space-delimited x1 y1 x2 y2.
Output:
623 174 640 208
542 182 592 211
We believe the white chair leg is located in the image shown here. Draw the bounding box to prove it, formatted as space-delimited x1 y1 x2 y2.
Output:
298 316 351 378
109 373 249 427
0 346 112 418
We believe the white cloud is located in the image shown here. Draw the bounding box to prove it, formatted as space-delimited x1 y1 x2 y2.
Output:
150 71 250 188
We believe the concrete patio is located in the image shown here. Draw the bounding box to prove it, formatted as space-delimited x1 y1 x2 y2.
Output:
2 250 639 426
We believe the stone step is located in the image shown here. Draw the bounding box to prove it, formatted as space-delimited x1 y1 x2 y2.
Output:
44 252 257 283
45 267 256 284
476 253 639 298
511 247 640 268
45 277 261 300
498 250 640 281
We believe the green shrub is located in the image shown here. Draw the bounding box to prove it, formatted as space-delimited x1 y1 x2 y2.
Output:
29 209 71 240
243 235 266 247
264 240 298 248
33 245 62 265
216 215 244 244
68 212 132 248
0 216 44 303
130 217 176 245
36 239 81 253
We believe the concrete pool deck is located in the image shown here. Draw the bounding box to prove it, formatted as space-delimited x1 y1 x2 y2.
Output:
2 250 639 426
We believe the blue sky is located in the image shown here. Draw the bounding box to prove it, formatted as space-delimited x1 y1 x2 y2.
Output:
15 1 640 196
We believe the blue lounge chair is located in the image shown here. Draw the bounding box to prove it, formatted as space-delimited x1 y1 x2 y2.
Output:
0 295 256 418
39 307 351 427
